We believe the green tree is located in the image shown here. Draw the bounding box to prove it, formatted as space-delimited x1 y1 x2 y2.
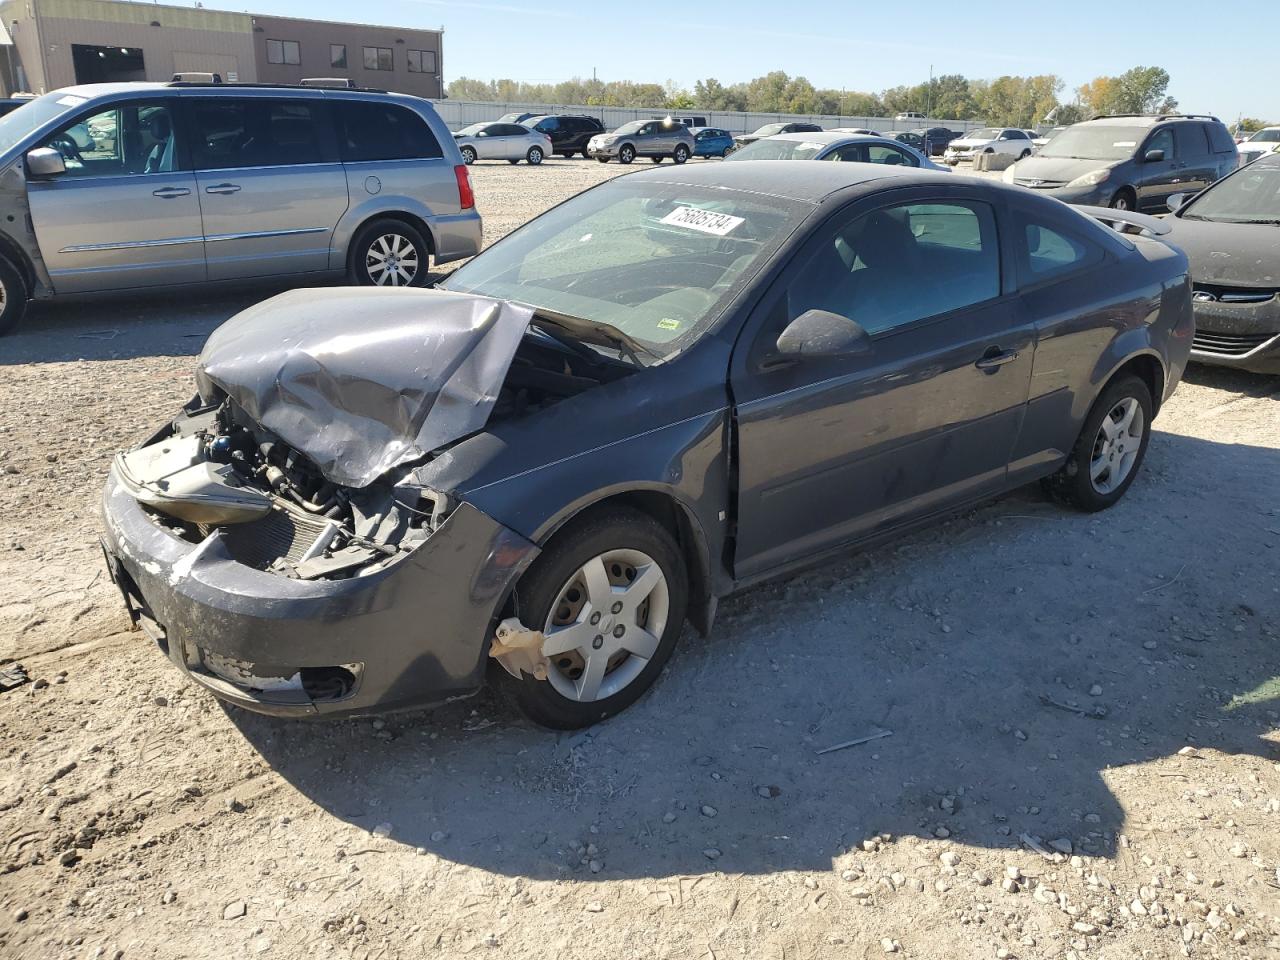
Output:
1077 67 1175 116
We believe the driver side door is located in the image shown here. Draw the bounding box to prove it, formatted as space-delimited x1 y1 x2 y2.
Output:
729 190 1035 580
26 98 207 293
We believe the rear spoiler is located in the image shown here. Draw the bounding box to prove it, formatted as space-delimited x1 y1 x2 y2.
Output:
1076 205 1172 237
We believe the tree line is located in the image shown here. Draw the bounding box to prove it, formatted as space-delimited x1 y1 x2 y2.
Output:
447 66 1179 128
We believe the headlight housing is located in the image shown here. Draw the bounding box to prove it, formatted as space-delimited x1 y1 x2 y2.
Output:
1068 168 1112 188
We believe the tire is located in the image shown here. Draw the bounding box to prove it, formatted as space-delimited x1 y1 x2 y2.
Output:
596 157 610 164
507 158 519 165
559 152 572 159
348 218 430 288
1110 188 1136 211
1045 374 1153 512
650 156 664 164
1020 149 1032 159
0 257 28 337
673 144 690 164
618 144 635 164
526 146 544 165
460 145 477 165
581 149 591 159
495 507 689 729
721 147 732 158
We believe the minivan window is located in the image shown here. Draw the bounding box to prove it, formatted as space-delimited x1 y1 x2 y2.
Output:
334 101 442 162
41 102 176 177
1176 124 1211 157
1038 125 1149 161
1145 128 1174 159
1207 123 1238 153
188 98 328 169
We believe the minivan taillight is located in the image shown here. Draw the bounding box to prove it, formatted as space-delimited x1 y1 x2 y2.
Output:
454 164 474 210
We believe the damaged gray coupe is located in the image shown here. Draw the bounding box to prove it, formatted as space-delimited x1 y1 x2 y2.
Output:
101 162 1193 728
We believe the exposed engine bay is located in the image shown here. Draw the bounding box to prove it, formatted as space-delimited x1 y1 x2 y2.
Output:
116 317 633 581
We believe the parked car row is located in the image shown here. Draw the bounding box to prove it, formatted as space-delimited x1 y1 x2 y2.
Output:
725 131 949 172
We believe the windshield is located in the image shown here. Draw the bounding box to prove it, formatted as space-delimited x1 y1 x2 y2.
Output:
752 123 788 137
0 92 81 155
1248 129 1280 143
1039 125 1147 160
964 128 1000 141
442 179 810 359
726 138 827 161
613 121 644 135
1182 163 1280 223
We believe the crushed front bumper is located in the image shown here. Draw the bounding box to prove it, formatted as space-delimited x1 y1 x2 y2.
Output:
100 468 538 718
1189 299 1280 374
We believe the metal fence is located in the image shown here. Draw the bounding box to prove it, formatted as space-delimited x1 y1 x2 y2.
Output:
431 99 987 135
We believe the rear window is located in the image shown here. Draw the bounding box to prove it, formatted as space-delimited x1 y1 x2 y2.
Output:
333 100 442 162
1206 122 1237 154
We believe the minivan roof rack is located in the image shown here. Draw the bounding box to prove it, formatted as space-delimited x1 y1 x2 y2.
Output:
165 80 390 94
1091 112 1221 122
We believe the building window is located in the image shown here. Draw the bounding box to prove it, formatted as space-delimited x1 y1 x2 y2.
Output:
363 46 393 71
266 39 300 65
407 49 436 74
329 44 347 69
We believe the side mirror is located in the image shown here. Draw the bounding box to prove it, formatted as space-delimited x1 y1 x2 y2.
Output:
775 309 871 359
1143 149 1165 163
1166 192 1187 212
26 147 65 178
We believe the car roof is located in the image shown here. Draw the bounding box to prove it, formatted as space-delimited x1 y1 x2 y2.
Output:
766 131 891 145
626 157 956 203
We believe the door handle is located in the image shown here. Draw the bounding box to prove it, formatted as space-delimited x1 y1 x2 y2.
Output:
204 183 241 195
151 187 190 199
975 349 1019 371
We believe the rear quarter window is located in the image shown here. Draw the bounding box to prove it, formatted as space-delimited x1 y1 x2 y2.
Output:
333 100 443 162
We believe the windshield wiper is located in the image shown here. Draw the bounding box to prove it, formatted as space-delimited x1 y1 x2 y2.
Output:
527 306 663 367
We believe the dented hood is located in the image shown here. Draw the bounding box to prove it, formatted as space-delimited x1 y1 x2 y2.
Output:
196 288 534 488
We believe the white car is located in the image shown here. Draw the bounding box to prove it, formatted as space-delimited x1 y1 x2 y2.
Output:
453 122 553 165
1237 127 1280 165
943 127 1035 165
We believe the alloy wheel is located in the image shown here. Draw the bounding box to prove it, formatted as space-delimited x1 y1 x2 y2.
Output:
1089 397 1144 495
540 548 670 703
365 233 420 287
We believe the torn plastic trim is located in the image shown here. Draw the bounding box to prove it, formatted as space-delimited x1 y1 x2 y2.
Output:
195 287 535 489
489 617 549 681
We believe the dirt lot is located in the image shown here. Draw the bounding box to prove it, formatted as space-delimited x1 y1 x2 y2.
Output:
1 158 1279 960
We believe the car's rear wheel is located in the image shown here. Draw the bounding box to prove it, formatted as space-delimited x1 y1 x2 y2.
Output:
0 257 28 337
720 146 732 158
1020 148 1032 159
1046 374 1152 511
526 146 544 165
618 144 635 164
1110 188 1136 211
673 144 690 164
460 145 477 165
349 218 429 288
581 149 591 158
496 508 688 729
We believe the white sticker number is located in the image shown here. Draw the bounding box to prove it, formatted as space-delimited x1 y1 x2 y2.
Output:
659 206 745 236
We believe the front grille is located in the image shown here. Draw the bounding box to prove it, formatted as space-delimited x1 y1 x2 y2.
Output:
1191 330 1277 356
1192 282 1278 305
1014 178 1067 188
201 505 333 571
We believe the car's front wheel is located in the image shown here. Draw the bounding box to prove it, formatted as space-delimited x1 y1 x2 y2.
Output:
618 144 635 164
460 145 477 165
526 146 544 165
349 219 429 288
0 256 29 336
1109 188 1136 211
673 144 690 164
496 507 688 729
1046 374 1152 511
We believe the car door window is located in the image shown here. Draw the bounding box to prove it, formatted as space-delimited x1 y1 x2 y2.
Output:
42 101 177 178
1176 124 1211 158
1145 128 1174 159
789 201 1000 337
332 101 442 161
188 98 328 169
866 144 917 167
824 144 866 162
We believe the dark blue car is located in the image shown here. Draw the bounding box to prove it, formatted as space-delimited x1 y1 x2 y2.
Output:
690 126 734 158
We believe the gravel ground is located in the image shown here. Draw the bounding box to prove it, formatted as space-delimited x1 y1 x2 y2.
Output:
1 157 1279 960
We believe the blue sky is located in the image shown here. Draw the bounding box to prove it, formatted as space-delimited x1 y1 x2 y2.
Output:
218 0 1278 120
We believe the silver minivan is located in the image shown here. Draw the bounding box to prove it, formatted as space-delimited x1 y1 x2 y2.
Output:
0 81 482 334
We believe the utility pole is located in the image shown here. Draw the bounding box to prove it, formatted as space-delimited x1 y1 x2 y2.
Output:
925 64 933 120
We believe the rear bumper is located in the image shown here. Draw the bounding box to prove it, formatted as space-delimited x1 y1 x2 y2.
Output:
100 469 538 718
430 209 483 264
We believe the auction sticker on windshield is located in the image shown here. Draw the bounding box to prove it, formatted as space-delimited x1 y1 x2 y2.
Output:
660 206 745 236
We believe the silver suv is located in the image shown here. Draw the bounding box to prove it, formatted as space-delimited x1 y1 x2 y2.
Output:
0 81 482 334
587 119 695 165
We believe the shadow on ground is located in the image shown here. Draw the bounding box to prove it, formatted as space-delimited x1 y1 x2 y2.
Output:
227 428 1280 880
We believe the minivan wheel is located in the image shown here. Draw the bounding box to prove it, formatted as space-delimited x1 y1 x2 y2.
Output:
460 145 477 165
673 144 690 164
0 257 28 336
1045 374 1152 512
1110 188 1136 211
495 507 688 729
618 144 635 164
526 146 544 165
350 219 429 288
